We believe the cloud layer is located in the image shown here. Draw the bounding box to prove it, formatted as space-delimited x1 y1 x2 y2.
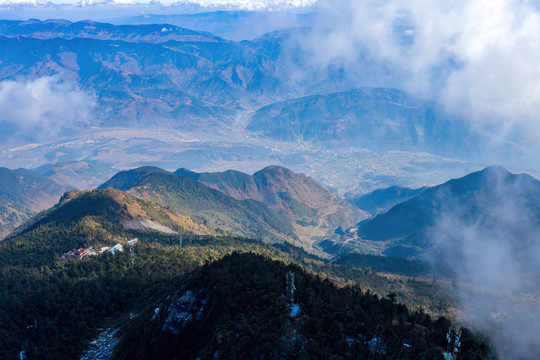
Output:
0 76 95 141
302 0 540 154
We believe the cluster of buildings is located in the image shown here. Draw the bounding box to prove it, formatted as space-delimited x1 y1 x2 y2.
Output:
61 247 97 259
62 243 125 260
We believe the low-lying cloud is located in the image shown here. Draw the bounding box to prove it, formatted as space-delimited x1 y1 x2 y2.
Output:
428 170 540 358
0 76 95 141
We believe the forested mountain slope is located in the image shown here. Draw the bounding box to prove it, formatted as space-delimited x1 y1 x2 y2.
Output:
99 166 296 244
114 252 493 360
175 165 367 246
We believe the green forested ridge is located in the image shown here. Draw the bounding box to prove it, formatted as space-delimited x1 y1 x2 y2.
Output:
174 165 366 247
99 166 296 243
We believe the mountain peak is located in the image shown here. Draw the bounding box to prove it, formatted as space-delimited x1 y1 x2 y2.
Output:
255 165 291 174
99 166 174 191
478 165 511 176
14 188 210 240
171 165 367 250
174 168 201 180
99 166 296 243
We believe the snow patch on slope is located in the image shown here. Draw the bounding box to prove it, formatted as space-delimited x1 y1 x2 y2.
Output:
80 326 120 360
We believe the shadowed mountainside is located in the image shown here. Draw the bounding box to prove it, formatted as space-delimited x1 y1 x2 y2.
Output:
347 185 429 216
351 166 540 257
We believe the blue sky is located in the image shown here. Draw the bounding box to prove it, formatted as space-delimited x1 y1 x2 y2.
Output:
0 0 316 7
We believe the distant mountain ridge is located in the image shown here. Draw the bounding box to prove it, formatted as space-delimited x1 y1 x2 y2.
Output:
347 185 429 216
175 165 367 247
0 19 222 43
33 160 118 190
111 11 314 40
247 88 475 155
0 19 478 159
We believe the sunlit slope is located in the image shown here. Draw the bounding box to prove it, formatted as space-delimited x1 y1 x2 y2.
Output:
99 166 296 243
176 165 367 247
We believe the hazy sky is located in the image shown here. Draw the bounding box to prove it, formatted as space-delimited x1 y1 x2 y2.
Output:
0 0 316 7
0 0 316 20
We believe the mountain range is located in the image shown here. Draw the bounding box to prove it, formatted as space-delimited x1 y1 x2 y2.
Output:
0 178 491 359
0 19 479 159
0 11 537 360
111 10 314 41
0 161 533 358
0 164 361 248
175 165 366 246
98 166 297 244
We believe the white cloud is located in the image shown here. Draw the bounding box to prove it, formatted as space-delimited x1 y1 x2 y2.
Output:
304 0 540 151
187 0 316 10
0 76 95 140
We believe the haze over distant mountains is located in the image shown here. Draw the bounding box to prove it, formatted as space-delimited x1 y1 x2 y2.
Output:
0 19 478 157
0 16 536 195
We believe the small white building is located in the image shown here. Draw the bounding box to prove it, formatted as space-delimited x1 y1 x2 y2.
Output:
107 244 124 255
